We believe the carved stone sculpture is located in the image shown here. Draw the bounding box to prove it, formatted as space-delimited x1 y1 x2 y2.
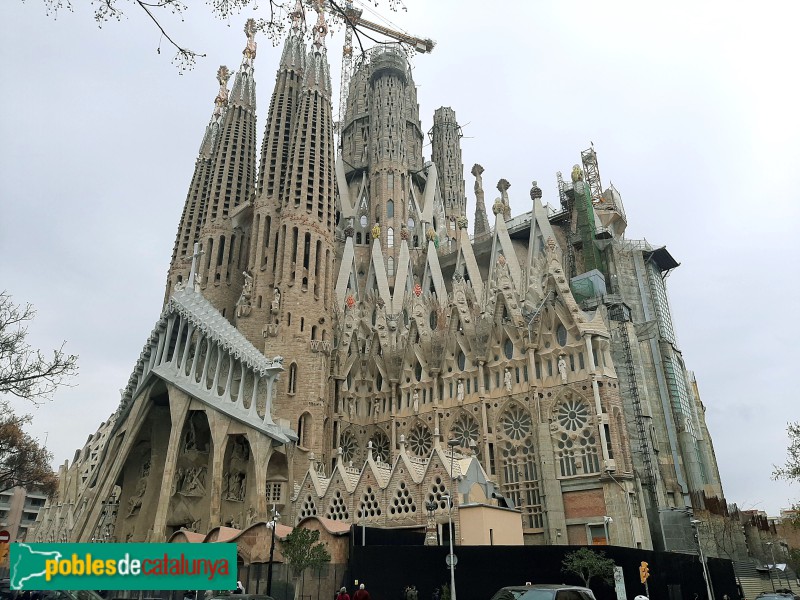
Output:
456 380 465 403
504 368 513 392
271 288 281 314
558 355 568 384
126 479 147 518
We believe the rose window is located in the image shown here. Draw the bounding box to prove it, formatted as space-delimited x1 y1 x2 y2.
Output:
371 430 390 463
557 398 589 432
452 414 479 448
501 404 532 440
407 425 432 457
340 430 359 464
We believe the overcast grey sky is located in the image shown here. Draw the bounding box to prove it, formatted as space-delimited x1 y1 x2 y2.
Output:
1 1 797 515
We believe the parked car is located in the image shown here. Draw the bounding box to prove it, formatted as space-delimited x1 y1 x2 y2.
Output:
490 584 597 600
755 594 800 600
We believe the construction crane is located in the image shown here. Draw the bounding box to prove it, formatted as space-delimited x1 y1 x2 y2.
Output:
334 0 435 132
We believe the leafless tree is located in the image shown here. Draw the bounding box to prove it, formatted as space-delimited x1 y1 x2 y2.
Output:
1 292 78 404
34 0 410 71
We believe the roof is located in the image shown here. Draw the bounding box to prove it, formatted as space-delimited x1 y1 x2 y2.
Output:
167 530 206 543
296 515 351 535
168 287 281 376
112 285 294 444
644 245 680 272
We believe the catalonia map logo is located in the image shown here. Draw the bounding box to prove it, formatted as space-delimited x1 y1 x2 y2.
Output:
10 543 237 591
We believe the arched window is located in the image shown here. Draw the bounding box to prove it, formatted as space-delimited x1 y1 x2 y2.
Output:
387 200 394 218
387 227 394 248
387 257 395 277
288 363 298 394
297 412 312 448
552 395 600 476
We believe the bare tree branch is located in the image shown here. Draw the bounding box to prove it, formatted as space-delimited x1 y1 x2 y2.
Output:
0 291 78 405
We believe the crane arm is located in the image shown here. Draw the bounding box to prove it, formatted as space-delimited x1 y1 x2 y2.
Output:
341 6 435 53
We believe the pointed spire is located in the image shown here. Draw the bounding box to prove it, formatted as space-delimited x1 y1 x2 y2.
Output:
497 178 511 220
213 65 231 118
471 164 490 236
290 0 306 34
242 18 258 69
197 66 230 160
230 19 258 110
312 2 329 52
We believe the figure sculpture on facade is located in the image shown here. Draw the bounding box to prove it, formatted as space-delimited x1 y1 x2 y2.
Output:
224 471 247 502
413 389 420 413
126 479 147 517
456 379 465 403
558 355 568 384
183 419 198 453
236 270 254 317
504 368 513 392
271 288 281 314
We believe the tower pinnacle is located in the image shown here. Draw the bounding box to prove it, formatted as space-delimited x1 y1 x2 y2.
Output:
213 65 231 118
290 0 306 33
312 2 329 51
242 18 258 68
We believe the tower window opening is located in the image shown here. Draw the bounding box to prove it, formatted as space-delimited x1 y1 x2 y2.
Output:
288 363 298 395
303 233 311 269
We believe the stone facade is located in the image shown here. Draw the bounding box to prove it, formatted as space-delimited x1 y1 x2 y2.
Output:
32 11 727 553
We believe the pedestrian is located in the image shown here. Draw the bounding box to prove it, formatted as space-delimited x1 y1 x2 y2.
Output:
336 587 350 600
353 583 370 600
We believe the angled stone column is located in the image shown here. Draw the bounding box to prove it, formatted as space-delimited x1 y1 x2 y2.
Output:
150 384 191 541
207 410 230 528
250 434 273 519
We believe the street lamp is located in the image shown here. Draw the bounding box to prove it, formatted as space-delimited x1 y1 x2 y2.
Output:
266 505 280 596
765 542 778 591
691 519 715 600
446 438 460 600
603 516 613 545
779 542 792 589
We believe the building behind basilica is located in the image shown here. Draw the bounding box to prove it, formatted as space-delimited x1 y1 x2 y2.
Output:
33 5 725 554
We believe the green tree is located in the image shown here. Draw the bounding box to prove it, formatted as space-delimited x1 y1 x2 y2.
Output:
0 401 58 496
773 421 800 526
0 292 76 497
561 547 616 589
279 527 331 600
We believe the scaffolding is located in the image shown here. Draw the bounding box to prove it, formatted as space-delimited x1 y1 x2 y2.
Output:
574 175 604 275
581 146 604 204
556 171 576 278
610 304 657 494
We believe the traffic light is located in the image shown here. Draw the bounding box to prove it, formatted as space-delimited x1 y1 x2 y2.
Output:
639 561 650 584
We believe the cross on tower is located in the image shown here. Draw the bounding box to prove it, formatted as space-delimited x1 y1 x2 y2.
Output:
187 242 204 291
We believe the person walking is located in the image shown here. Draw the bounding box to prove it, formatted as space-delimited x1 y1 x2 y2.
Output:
336 587 351 600
353 583 370 600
